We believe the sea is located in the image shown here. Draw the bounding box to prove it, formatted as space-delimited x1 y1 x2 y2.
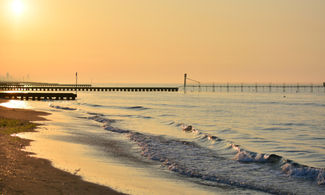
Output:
2 84 325 194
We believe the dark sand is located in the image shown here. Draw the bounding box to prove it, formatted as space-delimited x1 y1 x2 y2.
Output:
0 99 124 194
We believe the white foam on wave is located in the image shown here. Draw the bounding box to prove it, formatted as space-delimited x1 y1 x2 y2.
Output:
230 142 325 185
231 144 270 163
179 125 274 163
282 163 325 185
180 124 200 135
232 141 325 185
234 150 271 163
180 124 227 145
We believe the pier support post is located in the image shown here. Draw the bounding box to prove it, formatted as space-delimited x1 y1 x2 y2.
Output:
75 72 78 95
283 83 285 93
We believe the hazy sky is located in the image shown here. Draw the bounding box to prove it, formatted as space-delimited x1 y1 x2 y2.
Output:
1 0 324 84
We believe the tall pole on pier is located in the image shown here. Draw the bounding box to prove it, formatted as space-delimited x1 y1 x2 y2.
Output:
75 72 78 95
184 73 187 94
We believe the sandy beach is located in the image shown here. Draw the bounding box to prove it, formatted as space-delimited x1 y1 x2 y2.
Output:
0 99 123 194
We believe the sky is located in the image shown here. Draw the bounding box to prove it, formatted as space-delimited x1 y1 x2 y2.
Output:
0 0 324 84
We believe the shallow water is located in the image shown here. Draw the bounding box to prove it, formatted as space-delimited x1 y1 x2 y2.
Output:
4 88 325 194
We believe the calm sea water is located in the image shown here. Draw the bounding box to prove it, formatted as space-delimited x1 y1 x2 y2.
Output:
4 86 325 194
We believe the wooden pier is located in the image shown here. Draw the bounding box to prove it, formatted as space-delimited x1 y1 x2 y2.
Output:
182 74 325 93
0 92 77 101
182 83 325 93
0 86 179 92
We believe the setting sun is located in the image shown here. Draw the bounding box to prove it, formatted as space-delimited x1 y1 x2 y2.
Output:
1 1 325 194
10 0 25 16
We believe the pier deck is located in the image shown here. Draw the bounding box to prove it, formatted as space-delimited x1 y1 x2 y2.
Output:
0 92 77 100
0 86 179 92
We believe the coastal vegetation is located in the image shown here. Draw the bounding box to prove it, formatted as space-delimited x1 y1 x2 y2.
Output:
0 117 36 135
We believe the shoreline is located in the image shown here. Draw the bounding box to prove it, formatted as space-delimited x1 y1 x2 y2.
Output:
0 99 124 194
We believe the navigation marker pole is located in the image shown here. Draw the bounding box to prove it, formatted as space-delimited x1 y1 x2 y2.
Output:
75 72 78 95
184 73 187 94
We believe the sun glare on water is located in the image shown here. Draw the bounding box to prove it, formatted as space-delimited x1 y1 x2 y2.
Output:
10 0 25 16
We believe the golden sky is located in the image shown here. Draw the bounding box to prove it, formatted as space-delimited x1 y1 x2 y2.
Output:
1 0 324 84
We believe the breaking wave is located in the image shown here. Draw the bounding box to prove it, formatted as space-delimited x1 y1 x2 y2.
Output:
85 115 325 194
180 123 325 186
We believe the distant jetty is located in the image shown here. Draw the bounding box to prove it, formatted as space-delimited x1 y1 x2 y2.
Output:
0 82 179 93
182 74 325 93
182 83 325 93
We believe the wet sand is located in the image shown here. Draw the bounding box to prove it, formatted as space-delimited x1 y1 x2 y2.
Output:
0 99 124 194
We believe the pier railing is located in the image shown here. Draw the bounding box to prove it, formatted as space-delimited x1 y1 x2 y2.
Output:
0 82 91 88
